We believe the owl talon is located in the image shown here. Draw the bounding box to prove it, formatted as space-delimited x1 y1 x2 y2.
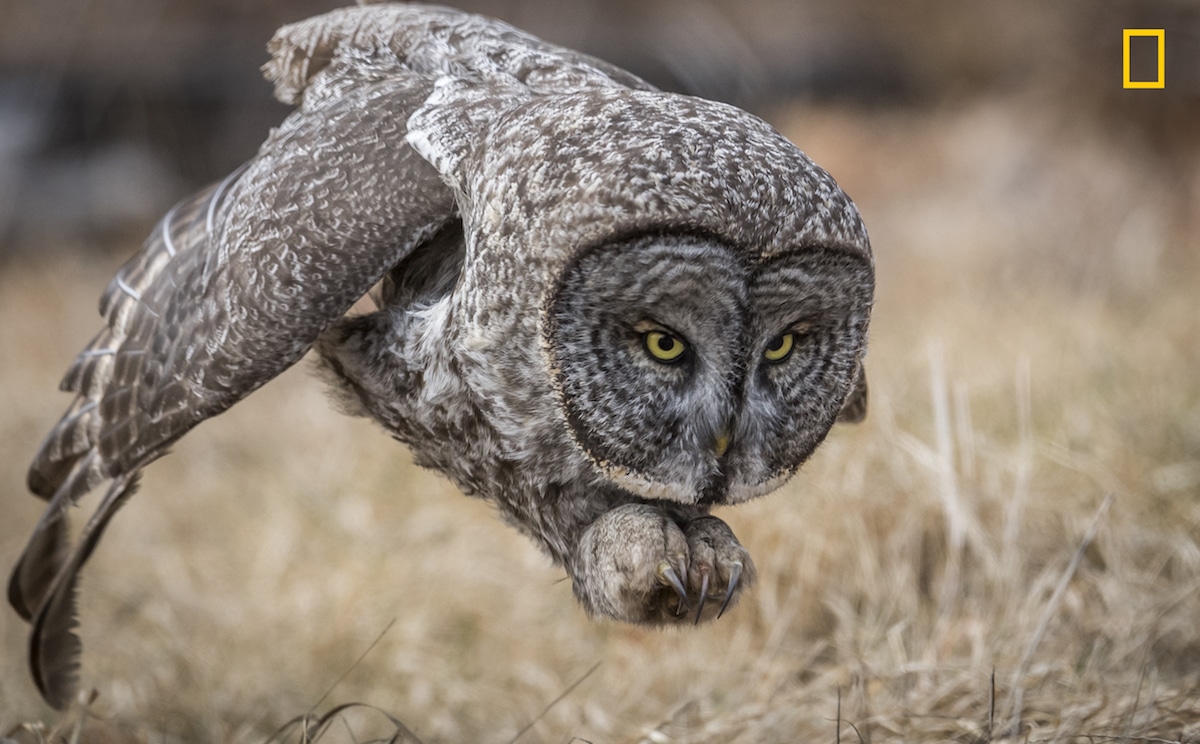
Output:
693 568 710 625
717 562 743 619
657 561 689 609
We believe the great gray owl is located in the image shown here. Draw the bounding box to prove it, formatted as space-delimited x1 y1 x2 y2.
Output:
9 2 874 709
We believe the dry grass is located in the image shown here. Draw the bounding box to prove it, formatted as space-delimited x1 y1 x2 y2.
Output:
2 94 1199 742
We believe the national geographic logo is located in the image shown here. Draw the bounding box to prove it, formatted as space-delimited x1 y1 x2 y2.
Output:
1123 29 1165 89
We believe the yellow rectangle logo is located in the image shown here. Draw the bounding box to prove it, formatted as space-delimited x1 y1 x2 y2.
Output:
1123 29 1165 88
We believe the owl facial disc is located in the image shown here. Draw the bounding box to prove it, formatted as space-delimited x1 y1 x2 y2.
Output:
547 233 872 506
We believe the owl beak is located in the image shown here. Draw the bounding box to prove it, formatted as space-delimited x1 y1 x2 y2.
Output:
714 430 731 458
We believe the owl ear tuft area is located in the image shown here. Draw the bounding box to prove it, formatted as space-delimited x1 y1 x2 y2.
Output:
406 76 529 195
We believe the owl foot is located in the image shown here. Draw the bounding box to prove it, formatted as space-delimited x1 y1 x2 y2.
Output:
572 504 754 625
683 515 756 624
573 503 690 623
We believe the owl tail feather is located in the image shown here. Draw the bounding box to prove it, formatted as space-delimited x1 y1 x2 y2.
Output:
8 473 141 710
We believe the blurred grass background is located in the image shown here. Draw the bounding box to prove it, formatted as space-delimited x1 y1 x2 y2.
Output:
1 0 1199 741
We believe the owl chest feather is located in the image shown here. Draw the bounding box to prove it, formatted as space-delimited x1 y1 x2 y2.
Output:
368 301 606 557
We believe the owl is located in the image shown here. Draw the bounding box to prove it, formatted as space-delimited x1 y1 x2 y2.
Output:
8 2 874 709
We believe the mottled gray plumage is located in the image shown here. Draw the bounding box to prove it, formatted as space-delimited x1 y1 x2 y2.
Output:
9 2 874 709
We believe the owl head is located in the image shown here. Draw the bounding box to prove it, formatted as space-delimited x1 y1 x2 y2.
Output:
409 80 873 507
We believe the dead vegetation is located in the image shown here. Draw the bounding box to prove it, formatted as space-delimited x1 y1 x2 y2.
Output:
2 91 1198 742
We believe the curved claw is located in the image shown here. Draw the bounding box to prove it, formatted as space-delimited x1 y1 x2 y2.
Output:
693 569 711 625
657 561 688 613
717 562 743 619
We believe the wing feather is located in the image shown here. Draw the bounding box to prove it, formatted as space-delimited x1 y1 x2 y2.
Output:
263 3 653 108
26 475 141 710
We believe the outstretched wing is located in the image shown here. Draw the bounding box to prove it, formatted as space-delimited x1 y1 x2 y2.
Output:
11 74 456 711
10 3 651 709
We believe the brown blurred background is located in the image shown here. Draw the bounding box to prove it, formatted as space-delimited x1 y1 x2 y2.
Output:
0 0 1197 260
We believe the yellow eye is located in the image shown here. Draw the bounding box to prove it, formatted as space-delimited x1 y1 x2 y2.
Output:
644 331 686 363
764 332 795 363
